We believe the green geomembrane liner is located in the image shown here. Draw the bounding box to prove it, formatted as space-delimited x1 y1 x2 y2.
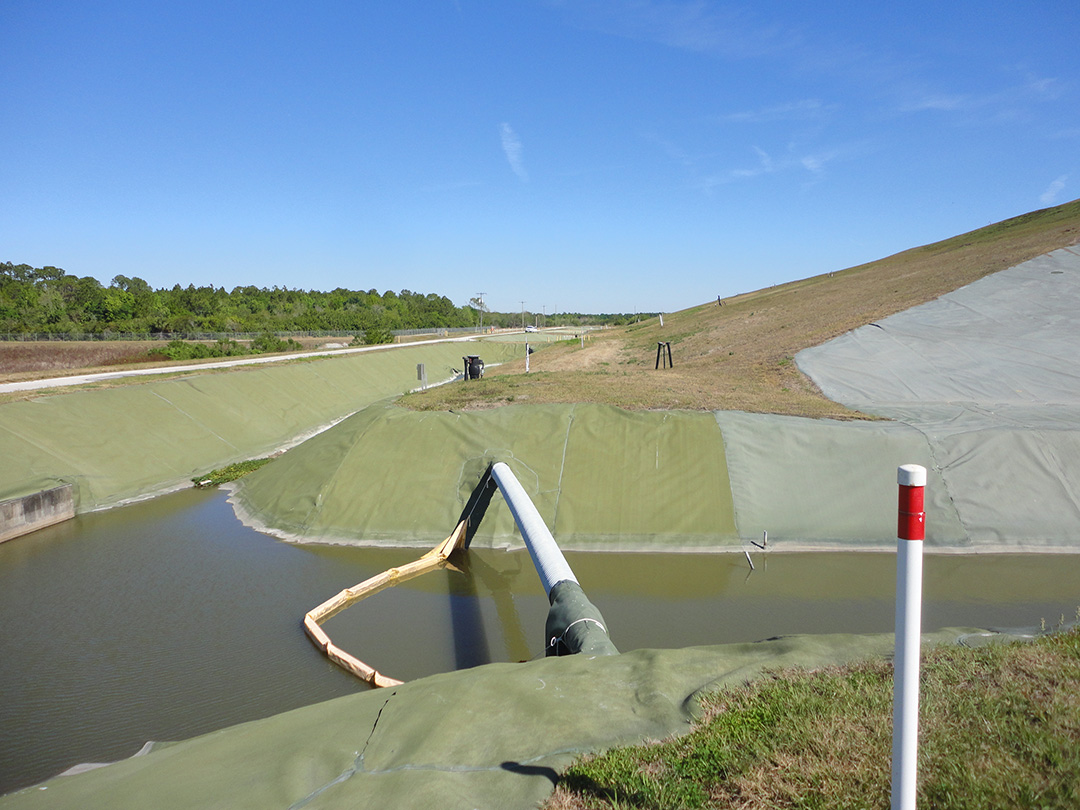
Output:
0 340 523 511
230 402 739 551
0 629 992 810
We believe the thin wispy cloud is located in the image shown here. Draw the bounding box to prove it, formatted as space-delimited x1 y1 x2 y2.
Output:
500 122 528 181
553 0 798 60
898 71 1063 118
745 145 775 175
722 99 835 123
801 150 839 174
900 94 969 113
691 142 848 192
695 146 777 189
555 0 906 93
1040 175 1068 206
1019 71 1063 101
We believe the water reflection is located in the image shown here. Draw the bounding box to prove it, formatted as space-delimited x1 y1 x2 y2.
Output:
1 487 1078 795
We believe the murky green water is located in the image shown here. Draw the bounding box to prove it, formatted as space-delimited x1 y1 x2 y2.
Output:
2 487 1078 794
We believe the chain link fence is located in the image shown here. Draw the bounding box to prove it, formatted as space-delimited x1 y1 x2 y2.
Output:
0 327 485 342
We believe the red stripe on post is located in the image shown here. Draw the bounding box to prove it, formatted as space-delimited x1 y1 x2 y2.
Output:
897 464 926 542
898 485 925 541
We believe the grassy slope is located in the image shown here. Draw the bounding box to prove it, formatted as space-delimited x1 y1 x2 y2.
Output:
403 199 1080 417
547 625 1080 810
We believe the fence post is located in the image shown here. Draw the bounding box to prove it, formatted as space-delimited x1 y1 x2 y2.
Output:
892 463 926 810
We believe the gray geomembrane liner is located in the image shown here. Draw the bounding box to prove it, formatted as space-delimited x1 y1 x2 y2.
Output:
797 248 1080 409
796 246 1080 550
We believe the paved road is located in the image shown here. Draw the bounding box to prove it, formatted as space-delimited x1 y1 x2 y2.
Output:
0 334 485 394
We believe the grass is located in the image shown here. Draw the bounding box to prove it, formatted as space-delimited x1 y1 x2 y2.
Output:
192 457 273 486
546 625 1080 810
403 199 1080 417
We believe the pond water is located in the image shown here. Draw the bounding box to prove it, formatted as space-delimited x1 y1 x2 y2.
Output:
2 487 1078 794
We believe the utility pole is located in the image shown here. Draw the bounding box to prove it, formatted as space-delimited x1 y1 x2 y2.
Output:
520 301 526 330
476 292 486 332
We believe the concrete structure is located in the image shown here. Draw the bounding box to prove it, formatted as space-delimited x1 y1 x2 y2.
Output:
0 484 75 543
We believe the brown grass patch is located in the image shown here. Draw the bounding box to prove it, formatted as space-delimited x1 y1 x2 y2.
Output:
0 341 174 379
0 335 351 384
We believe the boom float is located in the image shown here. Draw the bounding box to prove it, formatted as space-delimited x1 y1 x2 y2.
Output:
302 461 616 686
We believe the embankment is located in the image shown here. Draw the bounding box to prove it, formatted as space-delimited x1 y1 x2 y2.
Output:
0 340 524 514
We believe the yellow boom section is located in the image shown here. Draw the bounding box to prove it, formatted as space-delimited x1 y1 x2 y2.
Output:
302 519 469 688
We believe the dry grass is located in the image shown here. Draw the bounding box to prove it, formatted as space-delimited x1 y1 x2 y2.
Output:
404 200 1080 417
0 341 173 379
0 336 350 383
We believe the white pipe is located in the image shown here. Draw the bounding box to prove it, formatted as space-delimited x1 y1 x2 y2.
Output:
892 463 926 810
490 462 577 595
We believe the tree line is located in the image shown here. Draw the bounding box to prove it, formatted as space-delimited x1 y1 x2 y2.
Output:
0 261 653 336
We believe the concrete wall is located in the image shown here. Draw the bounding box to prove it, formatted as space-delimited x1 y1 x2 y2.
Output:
0 484 75 543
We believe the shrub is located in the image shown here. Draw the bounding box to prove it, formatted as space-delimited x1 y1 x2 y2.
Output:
250 333 302 354
361 325 394 345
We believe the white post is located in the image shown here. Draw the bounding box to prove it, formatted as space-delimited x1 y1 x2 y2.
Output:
892 463 926 810
525 342 530 373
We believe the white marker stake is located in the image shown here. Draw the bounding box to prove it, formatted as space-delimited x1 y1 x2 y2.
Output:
892 464 926 810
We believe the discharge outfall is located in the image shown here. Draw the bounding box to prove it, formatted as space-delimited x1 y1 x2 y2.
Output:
489 461 618 657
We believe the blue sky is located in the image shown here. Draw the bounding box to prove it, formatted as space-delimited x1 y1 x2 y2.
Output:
2 1 1078 315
